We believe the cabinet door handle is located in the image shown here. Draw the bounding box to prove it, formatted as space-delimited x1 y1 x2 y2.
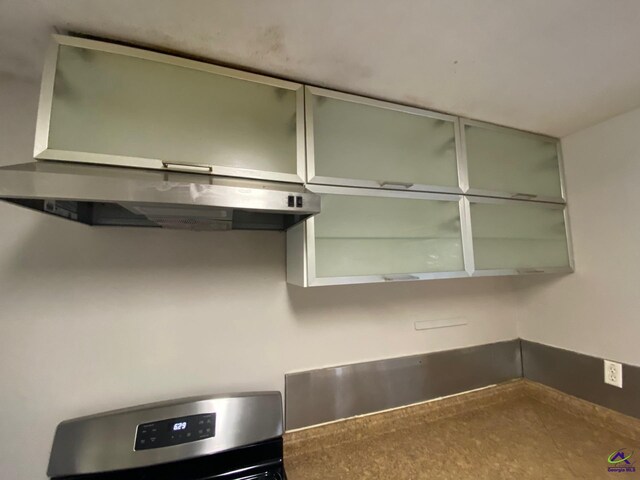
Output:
511 192 538 199
379 181 414 189
162 162 213 173
383 274 420 281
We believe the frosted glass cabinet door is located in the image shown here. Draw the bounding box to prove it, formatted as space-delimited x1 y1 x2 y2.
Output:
307 87 461 193
463 120 564 202
305 187 468 285
469 199 572 273
36 36 304 182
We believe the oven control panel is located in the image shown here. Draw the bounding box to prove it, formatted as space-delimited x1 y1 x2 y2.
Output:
135 413 216 450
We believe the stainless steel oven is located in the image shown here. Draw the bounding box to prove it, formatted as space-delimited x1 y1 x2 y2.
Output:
47 392 286 479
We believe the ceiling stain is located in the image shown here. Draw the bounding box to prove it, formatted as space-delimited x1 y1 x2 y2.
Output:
252 26 286 60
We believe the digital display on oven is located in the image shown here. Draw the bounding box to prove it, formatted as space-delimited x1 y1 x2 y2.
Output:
172 421 187 431
135 413 216 450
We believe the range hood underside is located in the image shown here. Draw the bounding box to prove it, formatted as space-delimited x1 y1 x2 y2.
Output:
5 198 306 231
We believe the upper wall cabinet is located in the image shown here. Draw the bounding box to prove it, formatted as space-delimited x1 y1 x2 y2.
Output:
306 87 463 194
468 197 573 276
287 186 471 287
462 120 565 203
35 35 305 182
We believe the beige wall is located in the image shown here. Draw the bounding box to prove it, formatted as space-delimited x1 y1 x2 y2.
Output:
517 106 640 367
0 76 519 479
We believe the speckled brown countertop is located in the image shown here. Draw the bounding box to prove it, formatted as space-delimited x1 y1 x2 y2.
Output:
283 379 640 479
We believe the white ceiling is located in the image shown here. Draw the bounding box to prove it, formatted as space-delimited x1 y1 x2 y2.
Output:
2 0 640 137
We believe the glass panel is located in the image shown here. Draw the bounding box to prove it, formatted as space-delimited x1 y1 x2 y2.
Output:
48 45 298 175
470 201 569 270
465 124 562 198
314 194 464 278
311 94 459 188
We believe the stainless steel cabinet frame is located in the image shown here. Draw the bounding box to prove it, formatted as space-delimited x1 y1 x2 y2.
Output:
460 118 567 204
305 86 467 195
287 185 474 287
34 35 306 183
467 195 575 277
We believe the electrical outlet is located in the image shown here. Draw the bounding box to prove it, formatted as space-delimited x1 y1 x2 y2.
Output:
604 360 623 388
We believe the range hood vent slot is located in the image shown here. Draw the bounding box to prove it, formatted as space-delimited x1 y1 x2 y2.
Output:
121 204 233 231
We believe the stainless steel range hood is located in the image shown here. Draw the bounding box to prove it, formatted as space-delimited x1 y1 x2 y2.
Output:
0 162 321 231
